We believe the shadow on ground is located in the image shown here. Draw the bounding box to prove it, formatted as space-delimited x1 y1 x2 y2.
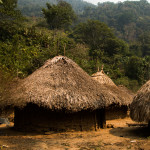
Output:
0 125 54 150
109 126 150 139
0 125 46 136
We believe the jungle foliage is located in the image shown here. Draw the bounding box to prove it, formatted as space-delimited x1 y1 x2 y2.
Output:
0 0 150 93
42 1 76 29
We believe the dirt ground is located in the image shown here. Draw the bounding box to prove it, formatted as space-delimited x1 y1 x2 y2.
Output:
0 118 150 150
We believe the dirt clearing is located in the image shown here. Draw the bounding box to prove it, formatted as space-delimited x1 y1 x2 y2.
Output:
0 118 150 150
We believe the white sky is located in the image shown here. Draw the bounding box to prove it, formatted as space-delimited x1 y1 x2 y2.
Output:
84 0 149 5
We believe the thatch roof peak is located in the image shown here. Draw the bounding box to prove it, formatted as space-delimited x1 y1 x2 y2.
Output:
44 55 68 66
91 70 117 87
130 80 150 123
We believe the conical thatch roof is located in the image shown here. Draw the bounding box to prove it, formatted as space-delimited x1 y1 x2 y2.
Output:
130 80 150 123
91 70 133 106
91 70 117 87
1 56 132 112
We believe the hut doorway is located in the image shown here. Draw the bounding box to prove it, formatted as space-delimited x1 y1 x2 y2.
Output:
96 108 106 129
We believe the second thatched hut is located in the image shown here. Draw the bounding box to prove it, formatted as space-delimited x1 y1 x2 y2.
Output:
130 80 150 127
91 69 133 120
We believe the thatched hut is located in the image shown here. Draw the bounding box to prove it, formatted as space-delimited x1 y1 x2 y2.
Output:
130 80 150 127
0 56 105 131
91 69 133 120
1 56 134 132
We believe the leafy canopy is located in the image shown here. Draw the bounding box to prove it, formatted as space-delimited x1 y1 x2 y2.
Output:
73 20 129 56
0 0 23 40
42 1 76 29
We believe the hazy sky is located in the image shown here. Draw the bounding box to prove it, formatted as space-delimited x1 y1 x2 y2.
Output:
84 0 149 5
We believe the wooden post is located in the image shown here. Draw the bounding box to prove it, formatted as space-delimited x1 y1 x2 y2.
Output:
101 64 104 73
64 43 66 56
101 64 104 71
56 40 59 56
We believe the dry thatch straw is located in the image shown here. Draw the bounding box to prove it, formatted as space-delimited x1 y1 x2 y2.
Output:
91 70 133 106
91 70 117 87
1 56 132 112
118 85 135 98
130 80 150 123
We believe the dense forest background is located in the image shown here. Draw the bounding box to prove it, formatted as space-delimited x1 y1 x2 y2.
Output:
0 0 150 94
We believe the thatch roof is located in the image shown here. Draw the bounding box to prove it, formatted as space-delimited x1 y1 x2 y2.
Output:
118 85 135 98
130 80 150 123
91 70 117 87
91 70 133 106
1 56 132 112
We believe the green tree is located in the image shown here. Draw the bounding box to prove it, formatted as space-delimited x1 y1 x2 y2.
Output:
138 32 150 56
125 56 145 84
73 20 129 57
0 0 23 40
104 38 129 56
42 1 76 29
73 20 114 50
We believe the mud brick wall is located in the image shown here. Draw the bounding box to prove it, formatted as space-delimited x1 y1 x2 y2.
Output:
106 105 128 120
14 103 106 132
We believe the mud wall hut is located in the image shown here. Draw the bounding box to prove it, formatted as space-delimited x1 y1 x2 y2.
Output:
91 69 133 120
2 56 134 132
130 80 150 127
4 56 110 132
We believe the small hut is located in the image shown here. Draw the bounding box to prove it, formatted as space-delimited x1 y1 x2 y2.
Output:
91 68 133 120
130 80 150 127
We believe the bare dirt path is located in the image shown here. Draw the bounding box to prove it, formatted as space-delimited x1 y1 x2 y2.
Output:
0 118 150 150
